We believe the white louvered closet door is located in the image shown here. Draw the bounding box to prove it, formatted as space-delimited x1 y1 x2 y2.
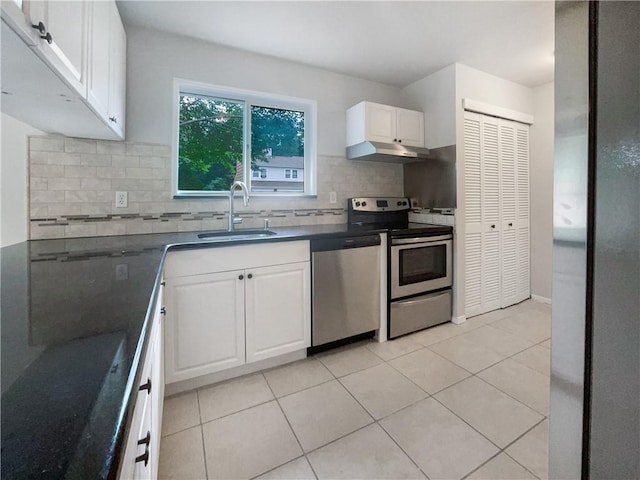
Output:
515 123 531 303
464 111 530 317
500 121 520 307
464 113 483 317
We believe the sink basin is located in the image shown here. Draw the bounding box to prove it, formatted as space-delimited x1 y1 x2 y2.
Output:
197 229 277 240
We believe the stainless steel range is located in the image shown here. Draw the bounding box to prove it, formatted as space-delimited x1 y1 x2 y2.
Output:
348 197 453 338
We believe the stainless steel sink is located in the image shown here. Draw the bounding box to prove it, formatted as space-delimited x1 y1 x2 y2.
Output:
197 229 277 240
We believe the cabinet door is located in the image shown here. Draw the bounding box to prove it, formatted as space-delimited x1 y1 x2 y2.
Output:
365 102 396 143
132 393 152 480
245 262 311 363
27 0 88 95
107 0 126 137
396 108 425 147
164 271 245 384
149 286 164 480
87 0 110 120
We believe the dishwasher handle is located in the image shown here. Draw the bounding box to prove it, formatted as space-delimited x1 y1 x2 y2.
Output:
311 234 381 252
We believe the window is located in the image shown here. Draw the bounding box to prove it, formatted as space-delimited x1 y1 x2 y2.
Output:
174 81 316 196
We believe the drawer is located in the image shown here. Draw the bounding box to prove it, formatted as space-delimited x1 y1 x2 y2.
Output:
164 240 310 278
389 289 452 338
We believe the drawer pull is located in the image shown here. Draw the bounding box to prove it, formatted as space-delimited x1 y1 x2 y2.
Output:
139 378 151 394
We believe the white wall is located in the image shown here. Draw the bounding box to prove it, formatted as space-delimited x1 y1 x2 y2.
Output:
1 113 43 247
453 64 535 319
530 82 554 301
126 27 405 156
402 64 457 148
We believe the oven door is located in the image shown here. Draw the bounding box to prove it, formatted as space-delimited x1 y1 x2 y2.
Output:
390 235 452 299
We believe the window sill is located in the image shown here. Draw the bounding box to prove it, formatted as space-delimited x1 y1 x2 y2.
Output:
173 193 318 199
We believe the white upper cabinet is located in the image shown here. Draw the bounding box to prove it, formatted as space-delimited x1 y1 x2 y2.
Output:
26 0 88 95
1 0 126 140
347 101 425 147
87 0 126 137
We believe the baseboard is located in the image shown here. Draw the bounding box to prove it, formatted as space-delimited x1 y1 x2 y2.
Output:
164 349 307 396
531 295 552 305
451 315 466 325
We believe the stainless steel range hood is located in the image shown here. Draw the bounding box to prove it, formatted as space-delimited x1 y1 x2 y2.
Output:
346 141 431 163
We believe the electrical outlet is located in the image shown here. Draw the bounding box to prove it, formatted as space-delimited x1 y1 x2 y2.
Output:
115 191 128 208
329 191 337 204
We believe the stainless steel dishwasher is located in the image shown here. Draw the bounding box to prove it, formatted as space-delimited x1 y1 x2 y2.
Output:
311 234 381 348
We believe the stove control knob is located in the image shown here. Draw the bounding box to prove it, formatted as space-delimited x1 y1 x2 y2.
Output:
397 201 402 206
355 201 361 207
362 201 367 207
403 201 408 206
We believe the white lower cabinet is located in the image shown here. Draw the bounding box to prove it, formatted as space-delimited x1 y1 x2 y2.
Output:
119 287 164 480
164 270 246 384
245 262 310 363
163 241 311 385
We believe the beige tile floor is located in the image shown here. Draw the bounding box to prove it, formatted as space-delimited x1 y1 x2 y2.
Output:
159 299 551 480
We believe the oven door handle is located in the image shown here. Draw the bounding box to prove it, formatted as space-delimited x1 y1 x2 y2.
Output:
391 234 452 245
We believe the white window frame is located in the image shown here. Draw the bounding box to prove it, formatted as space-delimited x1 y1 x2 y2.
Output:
172 79 317 197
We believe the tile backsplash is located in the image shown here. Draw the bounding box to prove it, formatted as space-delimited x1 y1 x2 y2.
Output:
28 136 403 239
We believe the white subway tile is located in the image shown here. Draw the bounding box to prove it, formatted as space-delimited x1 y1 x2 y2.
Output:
96 167 126 178
64 166 97 178
30 136 64 152
31 224 65 239
96 221 126 237
81 178 111 190
48 178 81 191
30 204 49 217
129 191 153 202
64 224 97 238
152 168 170 179
140 156 168 168
111 178 140 190
112 155 140 167
96 191 114 203
31 164 65 178
31 190 65 204
125 167 153 179
48 203 82 216
65 191 97 203
29 151 49 164
30 177 48 190
81 153 112 166
126 143 154 156
81 203 112 215
97 141 126 155
125 221 153 235
47 152 82 166
65 138 97 154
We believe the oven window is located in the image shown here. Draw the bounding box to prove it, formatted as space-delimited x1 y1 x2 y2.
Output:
399 245 447 285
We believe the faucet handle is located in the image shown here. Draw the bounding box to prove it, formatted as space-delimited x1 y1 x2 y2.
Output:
233 217 243 225
264 218 270 230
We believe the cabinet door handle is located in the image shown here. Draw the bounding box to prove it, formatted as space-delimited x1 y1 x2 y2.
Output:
393 138 397 142
137 430 151 446
397 139 402 143
31 21 46 34
139 378 151 394
160 307 166 315
135 447 149 467
109 116 118 124
247 273 253 279
41 32 53 44
238 274 244 280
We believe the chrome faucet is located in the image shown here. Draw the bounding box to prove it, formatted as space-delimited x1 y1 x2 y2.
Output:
228 181 250 231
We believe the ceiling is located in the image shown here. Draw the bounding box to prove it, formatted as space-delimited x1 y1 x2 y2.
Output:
117 1 555 88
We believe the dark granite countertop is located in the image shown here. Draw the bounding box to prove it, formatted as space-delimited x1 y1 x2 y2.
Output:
0 224 378 480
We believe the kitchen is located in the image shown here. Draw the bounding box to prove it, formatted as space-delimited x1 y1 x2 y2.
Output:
1 2 638 480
